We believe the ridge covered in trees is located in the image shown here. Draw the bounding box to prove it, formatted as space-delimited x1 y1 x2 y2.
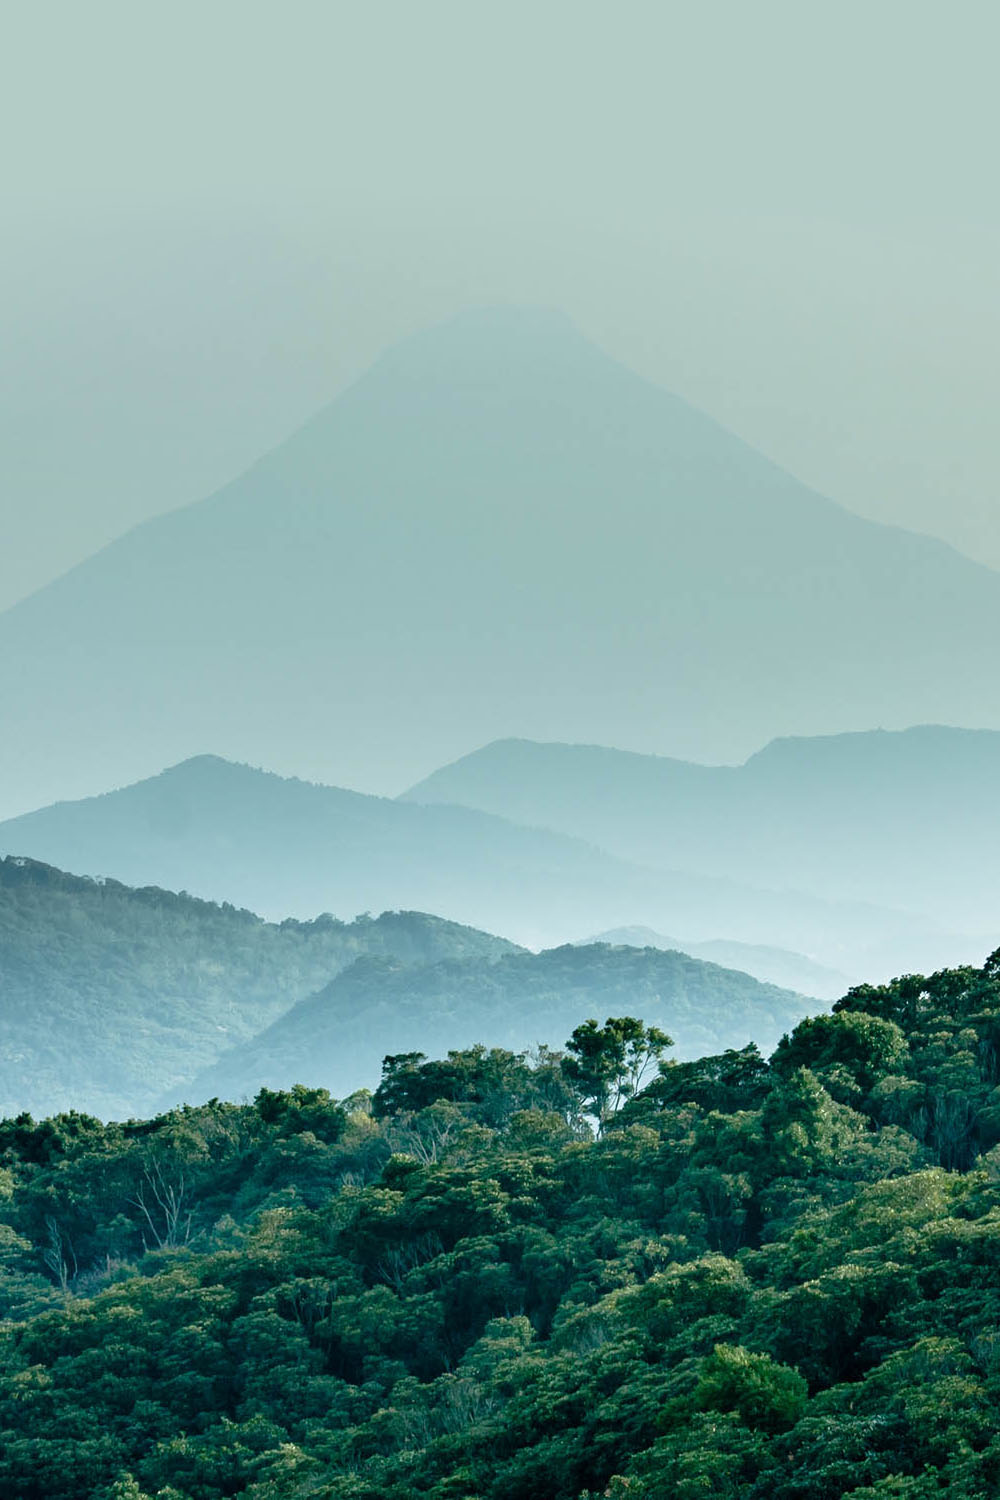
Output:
0 856 516 1118
3 955 1000 1496
0 856 809 1120
183 942 810 1106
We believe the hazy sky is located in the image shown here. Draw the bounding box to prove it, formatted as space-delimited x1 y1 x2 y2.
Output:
3 1 999 611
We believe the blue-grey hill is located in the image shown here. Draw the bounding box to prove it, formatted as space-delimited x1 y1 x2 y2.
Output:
0 854 516 1119
2 308 1000 817
0 754 910 964
177 943 812 1108
403 726 1000 941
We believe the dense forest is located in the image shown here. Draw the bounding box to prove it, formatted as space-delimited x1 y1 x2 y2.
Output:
3 955 1000 1496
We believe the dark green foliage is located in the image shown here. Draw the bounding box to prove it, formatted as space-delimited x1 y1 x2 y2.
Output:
833 962 1000 1167
562 1017 671 1128
372 1046 579 1130
620 1041 771 1118
3 957 1000 1496
772 1011 908 1106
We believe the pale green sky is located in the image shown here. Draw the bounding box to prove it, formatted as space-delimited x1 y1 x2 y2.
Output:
2 0 999 609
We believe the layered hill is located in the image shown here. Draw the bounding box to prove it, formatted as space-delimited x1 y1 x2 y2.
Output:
405 727 1000 941
0 754 923 963
0 855 515 1118
579 927 851 1000
3 308 1000 818
180 943 812 1105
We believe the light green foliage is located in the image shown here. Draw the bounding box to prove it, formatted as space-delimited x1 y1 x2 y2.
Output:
694 1343 808 1431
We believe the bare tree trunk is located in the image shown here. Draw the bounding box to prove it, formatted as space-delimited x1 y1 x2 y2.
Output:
129 1160 192 1249
41 1216 76 1290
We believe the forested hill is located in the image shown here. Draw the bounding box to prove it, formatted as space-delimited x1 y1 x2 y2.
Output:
580 926 851 1000
2 957 1000 1495
183 942 810 1105
0 856 516 1119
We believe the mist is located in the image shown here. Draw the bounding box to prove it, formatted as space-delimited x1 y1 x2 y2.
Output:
3 1 1000 610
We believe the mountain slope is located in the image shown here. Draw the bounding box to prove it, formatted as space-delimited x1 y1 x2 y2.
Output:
404 727 1000 936
2 307 1000 817
0 855 516 1118
180 943 813 1105
0 755 927 963
578 927 851 1000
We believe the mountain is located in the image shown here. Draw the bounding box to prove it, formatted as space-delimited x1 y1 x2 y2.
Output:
403 727 1000 941
179 943 813 1105
3 307 1000 819
0 754 928 964
0 855 516 1119
578 927 851 1000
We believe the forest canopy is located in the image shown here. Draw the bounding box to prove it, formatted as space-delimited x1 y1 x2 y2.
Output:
2 959 1000 1497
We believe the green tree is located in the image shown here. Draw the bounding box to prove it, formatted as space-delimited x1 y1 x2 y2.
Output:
773 1011 908 1104
694 1343 808 1432
563 1018 672 1130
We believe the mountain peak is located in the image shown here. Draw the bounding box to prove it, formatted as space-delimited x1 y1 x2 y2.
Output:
324 302 647 433
371 304 595 378
4 302 1000 816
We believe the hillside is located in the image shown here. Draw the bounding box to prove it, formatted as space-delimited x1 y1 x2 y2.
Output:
580 927 852 999
4 308 1000 819
0 754 917 962
2 956 1000 1495
404 727 1000 940
0 856 515 1118
181 942 812 1104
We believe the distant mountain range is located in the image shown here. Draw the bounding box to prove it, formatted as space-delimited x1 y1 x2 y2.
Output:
405 727 1000 944
0 855 514 1118
0 754 924 964
177 943 811 1107
577 928 851 1001
2 307 1000 818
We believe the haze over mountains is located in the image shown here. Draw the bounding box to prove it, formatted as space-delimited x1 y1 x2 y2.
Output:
0 755 910 964
406 726 1000 944
178 944 810 1108
0 855 808 1120
0 855 515 1118
578 929 851 1002
3 304 999 1126
3 307 1000 820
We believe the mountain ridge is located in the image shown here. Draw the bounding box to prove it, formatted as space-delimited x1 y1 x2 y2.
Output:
402 726 1000 940
0 852 518 1118
3 307 1000 816
575 926 852 1000
177 940 813 1107
0 753 920 965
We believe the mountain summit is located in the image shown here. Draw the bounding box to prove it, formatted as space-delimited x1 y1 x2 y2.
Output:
2 306 1000 816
